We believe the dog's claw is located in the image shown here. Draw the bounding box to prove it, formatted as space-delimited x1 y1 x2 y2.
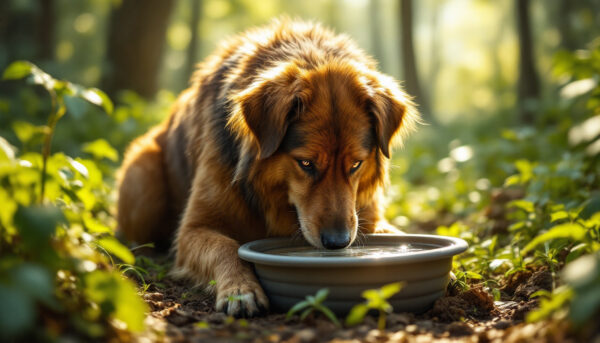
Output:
216 286 269 317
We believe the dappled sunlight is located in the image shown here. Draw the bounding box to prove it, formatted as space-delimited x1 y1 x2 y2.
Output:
1 0 600 341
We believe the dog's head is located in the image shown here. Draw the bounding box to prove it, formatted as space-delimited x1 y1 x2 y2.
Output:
229 61 418 249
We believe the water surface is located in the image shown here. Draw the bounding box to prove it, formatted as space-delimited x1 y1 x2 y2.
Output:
267 244 433 258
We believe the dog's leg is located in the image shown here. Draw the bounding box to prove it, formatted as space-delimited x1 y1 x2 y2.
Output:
117 125 172 246
173 226 268 317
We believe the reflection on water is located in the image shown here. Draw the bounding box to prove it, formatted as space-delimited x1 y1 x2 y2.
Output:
268 244 431 258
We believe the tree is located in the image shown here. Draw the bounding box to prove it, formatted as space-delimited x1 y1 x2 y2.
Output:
0 0 54 63
369 0 385 70
37 0 55 61
185 0 202 82
399 0 432 123
515 0 540 124
103 0 176 99
557 0 575 50
426 1 443 115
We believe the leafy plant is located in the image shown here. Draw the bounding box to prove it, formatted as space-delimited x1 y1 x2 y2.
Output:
346 282 403 330
0 61 147 341
3 61 113 202
286 288 340 326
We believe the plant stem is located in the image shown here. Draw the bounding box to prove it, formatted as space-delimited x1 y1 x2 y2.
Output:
378 311 386 331
40 92 62 203
40 127 51 203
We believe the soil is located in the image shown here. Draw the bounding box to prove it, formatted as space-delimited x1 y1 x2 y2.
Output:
132 255 586 343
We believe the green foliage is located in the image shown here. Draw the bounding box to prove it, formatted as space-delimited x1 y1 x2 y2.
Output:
2 61 113 203
0 62 147 341
346 282 403 330
286 288 340 326
390 39 600 330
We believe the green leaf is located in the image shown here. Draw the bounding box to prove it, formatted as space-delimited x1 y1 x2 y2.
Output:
504 175 521 187
361 289 380 301
10 263 54 305
489 259 509 271
314 288 329 304
550 211 569 223
83 271 148 332
509 200 535 213
581 196 600 220
522 223 587 255
315 304 340 326
380 282 403 299
81 88 113 114
515 159 534 183
0 285 35 340
82 139 119 162
0 136 17 161
569 288 600 325
96 236 135 265
195 321 210 329
12 121 45 146
299 307 313 320
286 300 309 319
14 205 65 250
566 243 589 264
345 303 369 326
27 66 57 93
465 271 483 279
526 287 572 322
2 61 34 80
83 214 112 234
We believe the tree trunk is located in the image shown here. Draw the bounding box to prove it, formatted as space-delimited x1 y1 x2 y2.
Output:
515 0 540 124
369 0 384 69
103 0 176 99
37 0 54 61
185 0 202 83
557 0 575 50
426 1 442 114
0 0 54 63
399 0 431 123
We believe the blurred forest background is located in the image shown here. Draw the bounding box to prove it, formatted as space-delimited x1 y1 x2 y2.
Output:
2 0 599 145
1 0 600 341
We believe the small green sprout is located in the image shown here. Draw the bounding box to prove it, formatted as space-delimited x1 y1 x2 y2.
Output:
346 282 404 330
286 288 340 326
195 321 210 329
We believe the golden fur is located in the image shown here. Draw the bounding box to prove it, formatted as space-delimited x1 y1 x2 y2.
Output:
117 19 419 317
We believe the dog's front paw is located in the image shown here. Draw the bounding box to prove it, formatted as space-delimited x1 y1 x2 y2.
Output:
375 221 404 234
215 278 269 317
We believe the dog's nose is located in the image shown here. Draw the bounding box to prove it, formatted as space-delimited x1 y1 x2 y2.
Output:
320 229 351 250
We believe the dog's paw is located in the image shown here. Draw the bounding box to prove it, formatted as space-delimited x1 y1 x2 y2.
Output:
215 280 269 317
374 221 404 234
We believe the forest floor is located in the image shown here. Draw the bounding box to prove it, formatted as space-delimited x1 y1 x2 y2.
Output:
131 255 578 343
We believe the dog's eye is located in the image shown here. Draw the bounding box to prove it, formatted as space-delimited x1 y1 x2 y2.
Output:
297 159 315 172
350 160 363 174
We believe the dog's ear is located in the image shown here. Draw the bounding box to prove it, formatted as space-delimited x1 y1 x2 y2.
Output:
230 62 307 159
363 73 419 158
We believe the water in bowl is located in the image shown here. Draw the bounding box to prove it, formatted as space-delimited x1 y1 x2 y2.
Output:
268 243 433 258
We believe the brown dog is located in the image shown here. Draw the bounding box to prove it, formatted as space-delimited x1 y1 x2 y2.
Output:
117 19 419 317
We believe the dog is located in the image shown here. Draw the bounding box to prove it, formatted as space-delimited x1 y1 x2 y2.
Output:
117 18 419 317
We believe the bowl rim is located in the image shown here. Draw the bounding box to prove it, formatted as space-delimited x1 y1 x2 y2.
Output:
238 234 468 267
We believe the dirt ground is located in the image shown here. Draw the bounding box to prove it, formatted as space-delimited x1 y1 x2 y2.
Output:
132 261 587 343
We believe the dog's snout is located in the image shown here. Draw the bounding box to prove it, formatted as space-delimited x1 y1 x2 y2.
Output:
320 228 351 250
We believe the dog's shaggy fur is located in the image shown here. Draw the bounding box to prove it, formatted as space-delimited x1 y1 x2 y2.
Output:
117 19 419 317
